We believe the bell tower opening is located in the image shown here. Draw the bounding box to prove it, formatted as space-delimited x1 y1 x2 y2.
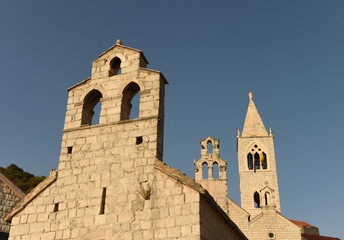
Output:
120 82 140 120
109 57 122 76
81 89 103 126
207 141 213 154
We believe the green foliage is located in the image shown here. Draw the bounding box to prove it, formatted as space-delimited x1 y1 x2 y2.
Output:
0 164 46 194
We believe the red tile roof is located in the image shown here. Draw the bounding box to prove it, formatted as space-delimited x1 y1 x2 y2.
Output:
290 220 315 228
302 233 341 240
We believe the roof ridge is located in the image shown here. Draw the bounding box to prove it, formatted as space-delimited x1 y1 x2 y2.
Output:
0 172 25 199
5 170 57 222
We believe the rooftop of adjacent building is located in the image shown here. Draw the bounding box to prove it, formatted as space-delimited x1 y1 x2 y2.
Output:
0 172 25 199
301 233 341 240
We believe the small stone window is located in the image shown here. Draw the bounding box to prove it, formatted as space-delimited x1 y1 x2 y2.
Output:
265 192 270 206
67 146 73 154
136 136 143 145
99 188 106 215
268 233 275 239
254 192 260 208
53 203 59 212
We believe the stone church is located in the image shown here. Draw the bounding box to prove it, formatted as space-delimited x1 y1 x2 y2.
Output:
4 41 340 240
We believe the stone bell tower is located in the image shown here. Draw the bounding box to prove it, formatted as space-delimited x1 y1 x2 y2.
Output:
59 40 168 173
194 136 228 210
237 91 281 216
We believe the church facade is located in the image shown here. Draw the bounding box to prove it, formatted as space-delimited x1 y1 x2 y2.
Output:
5 41 246 240
5 41 339 240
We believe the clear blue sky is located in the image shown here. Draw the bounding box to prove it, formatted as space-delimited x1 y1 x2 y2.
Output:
1 1 343 238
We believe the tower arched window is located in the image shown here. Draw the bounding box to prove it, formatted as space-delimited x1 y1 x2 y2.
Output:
261 152 267 169
120 82 140 120
254 153 260 171
265 192 270 206
247 143 268 171
207 141 213 154
213 162 219 179
202 162 208 179
109 57 122 76
254 192 260 208
81 89 103 126
247 153 253 170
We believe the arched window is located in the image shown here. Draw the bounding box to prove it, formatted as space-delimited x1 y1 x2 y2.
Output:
81 90 103 125
247 153 253 170
202 162 208 179
265 192 270 206
254 152 260 171
120 82 140 120
261 152 267 169
247 143 268 171
213 162 219 179
254 192 260 208
109 57 122 76
207 141 213 154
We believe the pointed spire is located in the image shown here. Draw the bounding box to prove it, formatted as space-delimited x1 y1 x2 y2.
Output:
241 91 268 137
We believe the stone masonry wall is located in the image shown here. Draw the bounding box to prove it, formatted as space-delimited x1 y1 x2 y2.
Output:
0 181 21 233
8 162 247 240
199 196 243 240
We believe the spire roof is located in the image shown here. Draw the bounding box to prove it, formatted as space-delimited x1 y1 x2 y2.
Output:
241 91 268 137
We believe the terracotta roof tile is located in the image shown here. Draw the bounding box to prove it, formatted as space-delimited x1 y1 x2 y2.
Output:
302 233 341 240
290 220 315 228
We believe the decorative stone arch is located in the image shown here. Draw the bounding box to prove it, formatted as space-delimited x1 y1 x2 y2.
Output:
119 78 146 93
245 141 269 171
201 136 219 154
106 53 126 66
260 186 275 207
79 84 107 103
